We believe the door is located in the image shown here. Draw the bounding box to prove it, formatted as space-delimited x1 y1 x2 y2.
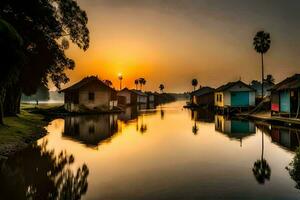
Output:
280 91 290 113
231 91 249 107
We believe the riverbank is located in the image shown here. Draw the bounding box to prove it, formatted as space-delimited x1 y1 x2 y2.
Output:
0 108 48 158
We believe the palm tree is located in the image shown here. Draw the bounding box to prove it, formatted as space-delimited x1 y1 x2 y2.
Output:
252 128 271 184
191 79 198 91
159 84 165 93
118 73 123 90
253 31 271 99
139 78 146 91
134 79 139 90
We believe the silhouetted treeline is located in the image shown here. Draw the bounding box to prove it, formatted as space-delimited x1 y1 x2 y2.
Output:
0 0 90 123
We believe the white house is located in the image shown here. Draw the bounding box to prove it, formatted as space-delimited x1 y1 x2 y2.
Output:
60 76 117 112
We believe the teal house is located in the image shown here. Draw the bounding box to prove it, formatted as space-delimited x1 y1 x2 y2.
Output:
270 74 300 116
215 80 256 111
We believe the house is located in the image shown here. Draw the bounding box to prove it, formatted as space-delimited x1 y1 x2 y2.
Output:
132 90 148 104
250 80 274 98
270 74 300 116
190 86 215 108
117 88 147 105
145 92 155 103
60 76 117 112
215 80 256 111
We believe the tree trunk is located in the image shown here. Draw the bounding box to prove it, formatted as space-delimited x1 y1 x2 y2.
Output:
4 84 22 116
261 53 264 100
0 87 6 125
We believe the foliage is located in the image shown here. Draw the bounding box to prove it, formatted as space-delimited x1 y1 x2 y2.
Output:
287 147 300 189
253 31 271 54
139 78 146 90
159 84 165 93
265 74 275 84
191 79 198 91
0 19 23 87
0 0 90 94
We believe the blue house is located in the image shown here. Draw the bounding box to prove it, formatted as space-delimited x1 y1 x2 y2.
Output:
215 80 256 111
270 74 300 116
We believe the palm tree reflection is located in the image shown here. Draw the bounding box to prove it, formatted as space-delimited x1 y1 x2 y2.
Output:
252 129 271 184
0 140 89 199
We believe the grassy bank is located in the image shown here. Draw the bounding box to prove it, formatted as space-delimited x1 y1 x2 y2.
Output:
0 106 49 158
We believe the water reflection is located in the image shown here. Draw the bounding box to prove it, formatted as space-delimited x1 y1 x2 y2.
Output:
191 109 214 123
252 129 271 185
118 106 138 124
191 109 214 135
215 115 255 146
257 123 300 152
287 147 300 190
63 115 118 147
2 101 300 199
0 140 89 200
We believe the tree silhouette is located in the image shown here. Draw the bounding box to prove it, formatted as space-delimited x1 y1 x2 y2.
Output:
265 74 275 84
0 19 23 124
252 130 271 184
159 84 165 93
191 79 198 91
139 78 146 91
0 0 89 116
134 79 139 90
253 31 271 99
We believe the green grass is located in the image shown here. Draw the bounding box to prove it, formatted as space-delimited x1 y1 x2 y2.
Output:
0 108 48 156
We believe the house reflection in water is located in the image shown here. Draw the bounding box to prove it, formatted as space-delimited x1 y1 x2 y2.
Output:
118 106 139 124
191 108 214 123
63 115 118 147
257 123 300 151
215 115 255 146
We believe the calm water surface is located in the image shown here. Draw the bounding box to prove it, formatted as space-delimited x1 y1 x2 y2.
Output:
1 101 300 200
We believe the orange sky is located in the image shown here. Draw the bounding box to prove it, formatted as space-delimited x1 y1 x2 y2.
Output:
58 0 300 92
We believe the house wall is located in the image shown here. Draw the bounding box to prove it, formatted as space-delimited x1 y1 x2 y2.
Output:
195 93 214 106
64 82 114 112
117 90 132 105
137 95 147 104
215 82 255 108
78 84 111 110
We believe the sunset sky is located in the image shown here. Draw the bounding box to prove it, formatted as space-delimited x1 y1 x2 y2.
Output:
62 0 300 92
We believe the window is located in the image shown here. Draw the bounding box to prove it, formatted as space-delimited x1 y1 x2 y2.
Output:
216 94 219 102
220 94 222 102
88 92 95 101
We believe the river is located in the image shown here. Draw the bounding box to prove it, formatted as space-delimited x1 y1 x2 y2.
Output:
0 101 300 200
